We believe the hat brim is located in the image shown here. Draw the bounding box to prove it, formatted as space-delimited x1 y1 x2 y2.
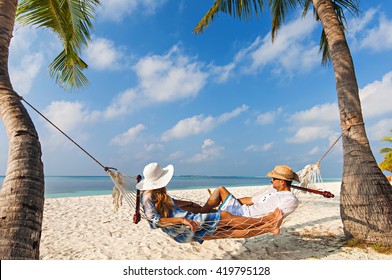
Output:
136 164 174 190
267 170 300 182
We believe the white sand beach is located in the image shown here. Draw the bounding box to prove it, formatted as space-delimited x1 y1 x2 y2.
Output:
39 182 391 260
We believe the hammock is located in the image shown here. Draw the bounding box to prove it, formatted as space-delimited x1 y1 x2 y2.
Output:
109 170 285 241
107 165 334 243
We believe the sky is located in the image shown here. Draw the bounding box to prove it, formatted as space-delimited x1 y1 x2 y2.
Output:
1 0 392 177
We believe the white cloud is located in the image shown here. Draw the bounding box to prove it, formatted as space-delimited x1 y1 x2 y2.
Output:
218 104 248 122
245 145 261 152
367 118 392 141
62 46 213 121
235 15 319 74
256 108 283 125
289 103 339 125
287 126 334 143
308 146 320 155
9 26 44 95
44 101 92 133
144 143 164 153
359 14 392 51
9 53 43 95
98 0 167 22
245 142 274 152
360 71 392 118
86 38 125 70
347 8 392 52
262 142 274 151
161 114 215 141
40 101 97 150
134 46 208 103
161 105 248 141
285 71 392 146
209 63 235 83
168 150 184 160
110 124 146 146
347 8 377 37
103 89 138 119
188 139 223 162
10 25 37 54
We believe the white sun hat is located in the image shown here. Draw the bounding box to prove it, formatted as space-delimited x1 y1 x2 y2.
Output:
136 162 174 190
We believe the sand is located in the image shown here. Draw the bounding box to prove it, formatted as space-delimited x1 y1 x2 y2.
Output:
39 182 391 260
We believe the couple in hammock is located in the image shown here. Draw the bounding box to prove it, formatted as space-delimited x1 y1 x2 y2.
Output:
137 162 299 244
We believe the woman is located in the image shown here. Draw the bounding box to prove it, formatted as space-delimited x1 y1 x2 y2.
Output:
137 163 283 244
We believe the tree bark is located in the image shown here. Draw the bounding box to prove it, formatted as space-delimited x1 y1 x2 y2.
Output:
313 0 392 245
0 0 45 259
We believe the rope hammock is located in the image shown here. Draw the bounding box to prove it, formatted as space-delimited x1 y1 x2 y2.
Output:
18 94 339 243
107 165 335 243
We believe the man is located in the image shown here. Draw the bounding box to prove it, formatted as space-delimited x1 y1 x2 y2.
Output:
196 165 299 218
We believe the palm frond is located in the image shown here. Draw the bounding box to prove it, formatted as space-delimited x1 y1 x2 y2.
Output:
379 152 392 172
49 49 89 92
380 148 392 154
381 136 392 143
16 0 100 92
194 0 264 34
268 0 300 41
319 30 331 66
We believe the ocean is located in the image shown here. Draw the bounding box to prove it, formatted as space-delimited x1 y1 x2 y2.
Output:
0 175 341 198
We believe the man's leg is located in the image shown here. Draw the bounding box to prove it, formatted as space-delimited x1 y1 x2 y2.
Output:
204 209 284 240
198 186 231 213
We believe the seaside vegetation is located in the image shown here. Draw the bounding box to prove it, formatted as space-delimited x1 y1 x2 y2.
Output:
345 239 392 255
379 130 392 173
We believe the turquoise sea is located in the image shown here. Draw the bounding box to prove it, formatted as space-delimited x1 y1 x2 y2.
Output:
0 175 341 199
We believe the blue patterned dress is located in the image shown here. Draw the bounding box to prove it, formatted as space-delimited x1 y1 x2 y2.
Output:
142 192 221 244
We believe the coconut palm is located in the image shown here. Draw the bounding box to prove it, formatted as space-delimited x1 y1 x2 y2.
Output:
194 0 392 245
0 0 99 259
379 130 392 173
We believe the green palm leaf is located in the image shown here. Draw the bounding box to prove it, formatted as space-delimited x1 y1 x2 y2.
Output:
194 0 264 34
16 0 100 92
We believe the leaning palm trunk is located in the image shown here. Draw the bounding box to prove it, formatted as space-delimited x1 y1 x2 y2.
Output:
313 0 392 245
0 0 44 259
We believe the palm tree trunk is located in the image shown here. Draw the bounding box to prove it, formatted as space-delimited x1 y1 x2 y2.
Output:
313 0 392 245
0 0 45 259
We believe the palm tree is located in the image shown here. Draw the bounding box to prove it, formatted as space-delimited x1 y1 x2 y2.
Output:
0 0 99 259
379 130 392 173
194 0 392 245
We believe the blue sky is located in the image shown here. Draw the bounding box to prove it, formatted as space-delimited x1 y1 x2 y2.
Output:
1 0 392 177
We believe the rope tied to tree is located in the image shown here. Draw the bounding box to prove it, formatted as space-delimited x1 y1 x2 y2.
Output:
316 117 364 166
17 94 116 173
316 133 342 166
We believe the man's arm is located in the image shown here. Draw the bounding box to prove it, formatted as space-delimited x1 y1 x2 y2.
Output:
238 197 253 205
173 199 203 213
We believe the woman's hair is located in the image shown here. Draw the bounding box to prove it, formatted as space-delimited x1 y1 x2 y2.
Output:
152 187 174 218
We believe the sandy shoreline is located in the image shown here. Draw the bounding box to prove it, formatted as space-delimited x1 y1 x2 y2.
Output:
40 182 391 260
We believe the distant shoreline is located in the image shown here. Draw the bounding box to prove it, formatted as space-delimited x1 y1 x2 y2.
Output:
0 175 342 199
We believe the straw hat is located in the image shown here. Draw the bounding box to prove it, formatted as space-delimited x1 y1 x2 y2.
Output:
267 165 300 182
136 162 174 190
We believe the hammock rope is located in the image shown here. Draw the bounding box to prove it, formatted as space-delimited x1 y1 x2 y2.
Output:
316 134 342 166
18 94 117 172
